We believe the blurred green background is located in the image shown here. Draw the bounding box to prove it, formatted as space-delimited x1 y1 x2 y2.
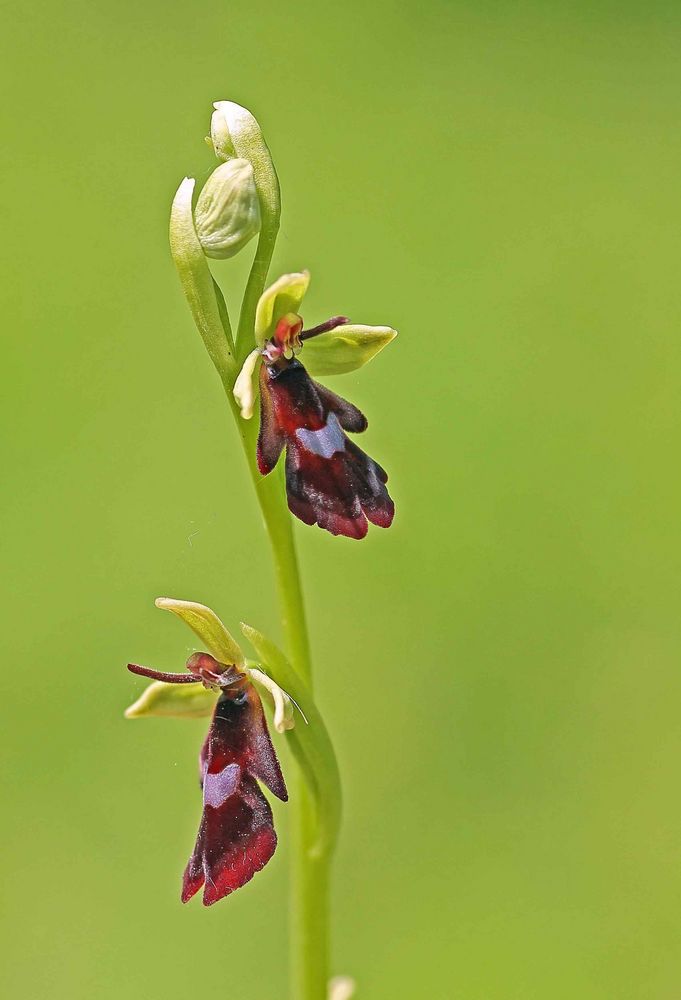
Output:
2 1 680 997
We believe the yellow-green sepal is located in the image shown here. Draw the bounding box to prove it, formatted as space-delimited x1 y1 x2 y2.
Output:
124 681 217 719
255 271 310 346
303 324 397 376
169 177 236 374
155 597 244 667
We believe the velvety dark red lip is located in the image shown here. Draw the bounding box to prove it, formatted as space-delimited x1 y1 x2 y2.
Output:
182 683 287 906
257 357 394 539
127 651 287 906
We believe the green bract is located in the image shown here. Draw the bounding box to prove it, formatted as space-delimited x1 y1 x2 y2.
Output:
194 159 261 260
303 324 397 376
125 680 217 719
241 622 341 858
255 270 310 346
169 177 236 376
155 597 245 666
209 102 280 365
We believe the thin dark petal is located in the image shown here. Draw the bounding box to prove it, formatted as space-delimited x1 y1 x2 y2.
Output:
312 380 368 433
127 663 198 683
239 688 288 801
300 315 349 340
345 440 395 528
181 685 287 905
257 364 285 475
259 357 394 539
207 688 287 801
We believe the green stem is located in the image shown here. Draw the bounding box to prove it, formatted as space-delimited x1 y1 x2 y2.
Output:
292 785 330 1000
171 102 334 997
226 386 331 1000
227 401 311 681
236 226 279 364
220 112 331 990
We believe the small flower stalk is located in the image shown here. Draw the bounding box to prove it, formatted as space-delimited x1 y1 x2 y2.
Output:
129 98 398 997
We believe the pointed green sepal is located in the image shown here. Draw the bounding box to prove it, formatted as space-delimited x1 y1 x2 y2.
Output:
303 324 397 376
124 680 217 719
155 597 245 667
255 271 310 346
169 176 235 375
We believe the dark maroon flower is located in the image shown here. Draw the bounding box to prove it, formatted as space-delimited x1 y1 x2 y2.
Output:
127 652 287 905
258 353 394 539
234 271 397 540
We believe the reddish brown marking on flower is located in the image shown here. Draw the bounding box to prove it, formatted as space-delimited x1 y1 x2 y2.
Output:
257 358 394 539
272 312 303 356
127 653 242 690
181 682 287 906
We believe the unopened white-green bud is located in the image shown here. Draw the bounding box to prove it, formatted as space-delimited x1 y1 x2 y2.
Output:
210 102 237 160
194 159 261 259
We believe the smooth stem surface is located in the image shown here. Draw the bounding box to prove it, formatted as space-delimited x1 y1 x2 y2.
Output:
170 109 332 998
236 226 279 363
226 391 330 1000
292 784 330 1000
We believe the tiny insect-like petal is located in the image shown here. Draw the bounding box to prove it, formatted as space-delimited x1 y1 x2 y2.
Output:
182 681 287 906
257 359 394 539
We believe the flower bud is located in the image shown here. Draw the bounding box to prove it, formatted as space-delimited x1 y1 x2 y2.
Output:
210 109 234 161
328 976 356 1000
194 159 261 259
211 101 241 160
